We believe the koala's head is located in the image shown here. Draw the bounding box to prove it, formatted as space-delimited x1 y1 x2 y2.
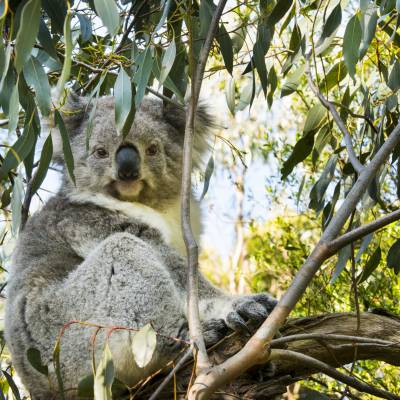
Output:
53 94 213 208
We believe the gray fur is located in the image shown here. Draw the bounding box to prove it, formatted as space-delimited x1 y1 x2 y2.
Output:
5 96 276 399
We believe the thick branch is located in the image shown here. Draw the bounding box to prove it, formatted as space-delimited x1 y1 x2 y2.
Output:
305 59 364 174
181 0 228 371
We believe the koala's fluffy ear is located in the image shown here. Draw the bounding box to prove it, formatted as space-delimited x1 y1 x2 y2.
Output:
50 92 91 164
163 101 215 168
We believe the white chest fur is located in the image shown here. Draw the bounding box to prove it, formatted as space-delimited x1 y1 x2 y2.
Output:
68 192 201 256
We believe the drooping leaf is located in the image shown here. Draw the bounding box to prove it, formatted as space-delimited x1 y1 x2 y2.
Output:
14 0 41 73
320 3 342 41
303 104 326 134
115 68 132 136
131 323 157 368
159 40 176 85
0 123 36 181
38 19 59 61
357 247 381 283
269 0 293 26
281 64 305 97
359 5 378 59
343 14 362 78
225 78 235 116
29 134 53 196
253 41 268 95
27 348 49 376
93 0 120 37
388 60 400 92
355 233 374 263
54 110 75 185
77 13 93 43
331 245 351 283
267 65 277 108
200 155 214 200
53 339 65 400
23 57 52 116
42 0 67 34
78 375 94 398
319 61 348 92
387 239 400 274
134 46 154 107
2 370 21 400
8 81 19 134
94 344 114 400
217 23 233 75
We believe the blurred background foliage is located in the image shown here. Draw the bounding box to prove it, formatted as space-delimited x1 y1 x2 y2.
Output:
0 0 399 398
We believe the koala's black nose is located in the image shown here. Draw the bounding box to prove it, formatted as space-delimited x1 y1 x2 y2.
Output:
116 145 140 181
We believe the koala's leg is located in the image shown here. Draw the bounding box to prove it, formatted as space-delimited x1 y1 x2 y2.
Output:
19 233 187 398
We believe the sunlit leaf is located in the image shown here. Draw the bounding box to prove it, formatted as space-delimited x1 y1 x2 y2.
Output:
11 175 23 235
319 61 348 92
388 60 400 92
8 81 19 134
320 3 342 41
14 0 41 73
281 64 305 97
115 68 133 136
94 343 114 400
94 0 120 37
225 78 235 116
159 40 176 85
303 104 326 134
134 46 154 107
2 370 21 400
131 323 157 368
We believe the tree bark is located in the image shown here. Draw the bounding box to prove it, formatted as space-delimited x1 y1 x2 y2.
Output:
141 311 400 399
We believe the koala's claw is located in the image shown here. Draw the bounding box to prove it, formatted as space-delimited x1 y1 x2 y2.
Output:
203 318 228 346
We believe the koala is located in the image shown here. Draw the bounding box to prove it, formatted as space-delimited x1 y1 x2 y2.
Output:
5 95 277 399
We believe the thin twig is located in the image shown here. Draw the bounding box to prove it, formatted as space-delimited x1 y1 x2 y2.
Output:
148 349 192 400
305 58 364 174
270 349 400 400
181 0 228 372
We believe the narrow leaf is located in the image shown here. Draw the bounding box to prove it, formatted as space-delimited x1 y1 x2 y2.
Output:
29 134 53 195
94 0 120 37
134 47 154 108
8 81 19 134
320 3 342 41
200 155 214 200
115 68 132 136
357 247 381 283
159 40 176 85
225 78 235 116
94 343 114 400
343 14 362 78
387 239 400 274
27 348 49 376
2 370 21 400
14 0 41 73
54 110 75 184
77 13 93 43
216 23 233 75
331 245 351 283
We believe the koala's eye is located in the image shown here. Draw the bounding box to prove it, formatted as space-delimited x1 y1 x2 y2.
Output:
94 147 109 158
146 144 158 156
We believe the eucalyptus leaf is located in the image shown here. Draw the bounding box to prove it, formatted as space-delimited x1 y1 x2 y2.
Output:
94 0 120 37
94 344 114 400
14 0 41 73
27 348 49 376
159 40 176 85
131 323 157 368
320 2 342 41
343 14 362 79
331 245 351 283
387 239 400 274
200 155 214 200
115 68 132 136
217 23 233 75
225 78 235 116
357 247 381 283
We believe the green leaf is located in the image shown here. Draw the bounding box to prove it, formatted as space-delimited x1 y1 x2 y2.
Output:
320 3 342 41
387 239 400 274
94 343 114 400
359 6 378 58
2 370 21 400
53 339 65 400
343 14 362 78
159 40 176 85
94 0 120 37
134 46 154 107
269 0 293 26
78 375 94 398
303 104 326 134
0 123 36 181
8 81 19 134
355 233 373 262
27 348 49 376
14 0 41 73
216 23 233 75
77 13 93 43
115 68 133 137
267 66 277 108
131 323 157 368
281 64 305 97
388 60 400 92
320 61 348 93
253 41 268 95
331 245 351 283
29 134 53 195
358 247 381 283
199 0 215 39
54 110 75 185
38 19 59 61
42 0 66 34
225 78 235 116
23 57 51 116
200 155 214 200
11 176 24 235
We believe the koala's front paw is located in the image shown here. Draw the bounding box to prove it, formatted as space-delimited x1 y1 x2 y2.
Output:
202 318 228 346
226 293 277 334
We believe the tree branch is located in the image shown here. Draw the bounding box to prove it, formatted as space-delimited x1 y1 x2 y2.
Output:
270 349 400 400
305 58 365 174
189 104 400 399
181 0 228 372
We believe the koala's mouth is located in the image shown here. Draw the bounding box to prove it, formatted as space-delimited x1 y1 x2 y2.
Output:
106 179 144 202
